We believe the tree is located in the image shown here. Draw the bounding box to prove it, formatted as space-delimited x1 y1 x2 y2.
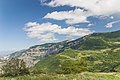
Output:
2 58 29 77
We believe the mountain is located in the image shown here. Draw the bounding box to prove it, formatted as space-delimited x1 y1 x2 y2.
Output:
33 30 120 73
8 30 120 67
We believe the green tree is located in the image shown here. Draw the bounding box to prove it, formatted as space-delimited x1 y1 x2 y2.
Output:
2 58 29 77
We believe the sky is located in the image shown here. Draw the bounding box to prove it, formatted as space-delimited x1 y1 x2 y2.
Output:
0 0 120 56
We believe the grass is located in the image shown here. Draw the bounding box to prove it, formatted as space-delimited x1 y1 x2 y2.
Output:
0 72 120 80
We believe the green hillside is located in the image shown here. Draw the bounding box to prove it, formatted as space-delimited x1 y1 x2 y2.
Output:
33 48 120 74
71 30 120 50
33 30 120 74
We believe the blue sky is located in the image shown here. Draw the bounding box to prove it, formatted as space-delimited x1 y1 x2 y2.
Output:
0 0 120 55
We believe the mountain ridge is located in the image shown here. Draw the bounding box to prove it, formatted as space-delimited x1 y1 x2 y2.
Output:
4 30 120 67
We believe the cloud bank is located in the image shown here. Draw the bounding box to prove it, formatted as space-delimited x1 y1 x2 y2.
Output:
24 22 93 42
44 9 90 25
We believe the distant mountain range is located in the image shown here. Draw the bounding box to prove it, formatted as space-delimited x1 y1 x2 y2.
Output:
3 30 120 67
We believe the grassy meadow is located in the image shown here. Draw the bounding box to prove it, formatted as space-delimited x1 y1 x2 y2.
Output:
0 72 120 80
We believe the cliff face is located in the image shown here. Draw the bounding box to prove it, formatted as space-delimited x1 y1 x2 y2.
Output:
8 39 85 67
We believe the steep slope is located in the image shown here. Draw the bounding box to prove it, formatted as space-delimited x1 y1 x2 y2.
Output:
8 30 120 67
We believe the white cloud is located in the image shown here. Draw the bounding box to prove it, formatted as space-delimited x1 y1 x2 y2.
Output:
105 20 120 28
55 26 93 36
43 0 120 25
24 22 93 42
24 22 60 42
46 0 120 15
88 23 94 27
44 9 90 25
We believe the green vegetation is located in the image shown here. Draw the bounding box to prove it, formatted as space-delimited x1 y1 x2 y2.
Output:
33 48 120 74
33 49 87 74
1 58 29 77
0 72 120 80
79 36 111 50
